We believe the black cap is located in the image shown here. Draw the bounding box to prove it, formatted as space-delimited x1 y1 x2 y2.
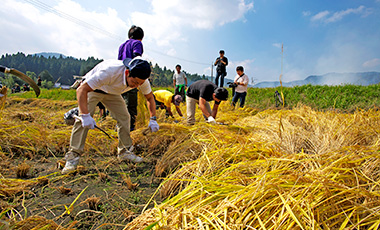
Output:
123 57 151 80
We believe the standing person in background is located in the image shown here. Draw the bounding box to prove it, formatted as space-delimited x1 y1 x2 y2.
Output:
118 25 144 131
232 66 249 108
214 50 228 87
37 76 42 87
173 64 187 102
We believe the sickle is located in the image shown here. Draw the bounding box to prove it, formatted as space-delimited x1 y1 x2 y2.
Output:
0 65 41 97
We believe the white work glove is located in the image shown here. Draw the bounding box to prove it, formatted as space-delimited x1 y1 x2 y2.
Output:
149 119 159 132
207 116 216 124
81 113 96 129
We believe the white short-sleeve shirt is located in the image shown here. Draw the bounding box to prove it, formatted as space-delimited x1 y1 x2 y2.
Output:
173 71 187 85
83 60 152 95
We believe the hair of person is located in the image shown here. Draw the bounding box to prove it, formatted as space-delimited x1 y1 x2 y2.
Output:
214 87 228 101
236 66 244 72
175 64 181 69
128 25 144 40
219 50 225 54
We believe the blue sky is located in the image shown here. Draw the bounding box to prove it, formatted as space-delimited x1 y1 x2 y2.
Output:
1 0 379 84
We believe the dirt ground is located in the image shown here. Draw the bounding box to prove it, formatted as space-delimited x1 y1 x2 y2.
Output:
0 97 192 229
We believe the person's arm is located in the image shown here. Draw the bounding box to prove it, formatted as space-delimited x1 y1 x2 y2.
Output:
173 78 176 87
175 105 183 117
241 75 249 86
166 106 174 118
211 103 219 118
76 83 93 114
145 91 159 132
144 91 157 117
132 42 143 58
184 75 188 88
214 58 219 66
199 97 212 118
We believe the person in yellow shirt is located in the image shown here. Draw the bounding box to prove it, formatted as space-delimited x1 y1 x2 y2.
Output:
153 90 183 118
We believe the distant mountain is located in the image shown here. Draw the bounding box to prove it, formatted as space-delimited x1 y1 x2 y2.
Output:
254 72 380 88
33 52 67 59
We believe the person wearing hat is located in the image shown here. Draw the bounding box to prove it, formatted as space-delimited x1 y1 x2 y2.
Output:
62 57 159 174
153 89 183 118
186 80 228 125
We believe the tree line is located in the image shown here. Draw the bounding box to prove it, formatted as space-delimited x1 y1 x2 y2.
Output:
0 52 207 89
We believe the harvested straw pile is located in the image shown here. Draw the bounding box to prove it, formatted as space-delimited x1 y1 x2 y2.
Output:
126 105 380 229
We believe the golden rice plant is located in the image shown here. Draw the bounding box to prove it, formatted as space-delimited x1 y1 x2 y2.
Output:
125 105 380 229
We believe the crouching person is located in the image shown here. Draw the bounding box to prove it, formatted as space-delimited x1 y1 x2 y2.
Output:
186 80 228 125
153 89 183 118
62 57 159 174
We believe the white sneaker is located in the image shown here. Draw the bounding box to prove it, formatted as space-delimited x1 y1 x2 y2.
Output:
62 156 80 174
118 150 143 163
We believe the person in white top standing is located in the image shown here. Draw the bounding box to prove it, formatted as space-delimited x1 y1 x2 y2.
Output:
173 64 187 102
232 66 249 108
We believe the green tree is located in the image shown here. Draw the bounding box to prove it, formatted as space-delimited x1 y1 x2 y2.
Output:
39 70 54 82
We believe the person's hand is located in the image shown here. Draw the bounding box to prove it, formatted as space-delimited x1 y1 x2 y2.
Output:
81 113 96 129
149 120 159 132
207 116 216 124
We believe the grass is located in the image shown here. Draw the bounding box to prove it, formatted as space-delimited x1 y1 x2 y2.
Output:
126 104 380 229
8 83 380 112
2 84 380 229
245 84 380 111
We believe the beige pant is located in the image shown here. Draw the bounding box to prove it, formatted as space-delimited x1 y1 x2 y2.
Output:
68 92 131 158
186 96 212 125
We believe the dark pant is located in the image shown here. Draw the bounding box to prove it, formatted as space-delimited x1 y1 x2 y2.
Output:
122 88 138 131
175 85 186 102
215 72 226 87
232 91 247 108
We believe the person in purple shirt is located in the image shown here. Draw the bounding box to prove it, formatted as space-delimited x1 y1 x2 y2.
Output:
118 26 144 131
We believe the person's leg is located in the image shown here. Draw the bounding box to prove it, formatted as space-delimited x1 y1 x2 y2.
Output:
240 92 247 108
129 89 138 131
220 72 226 87
174 85 180 95
215 72 221 86
104 94 143 163
69 92 102 154
63 92 102 174
103 94 132 153
122 89 138 131
180 86 186 102
232 92 239 107
186 96 197 125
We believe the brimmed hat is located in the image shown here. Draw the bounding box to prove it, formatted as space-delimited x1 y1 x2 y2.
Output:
123 57 151 80
173 95 182 106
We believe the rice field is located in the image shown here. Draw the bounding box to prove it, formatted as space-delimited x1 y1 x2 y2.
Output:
1 93 380 229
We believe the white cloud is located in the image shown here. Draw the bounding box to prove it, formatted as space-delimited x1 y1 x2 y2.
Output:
310 6 371 23
0 0 127 59
272 43 282 49
131 0 254 51
315 42 366 74
302 11 311 17
225 58 255 79
363 58 380 68
311 10 330 22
